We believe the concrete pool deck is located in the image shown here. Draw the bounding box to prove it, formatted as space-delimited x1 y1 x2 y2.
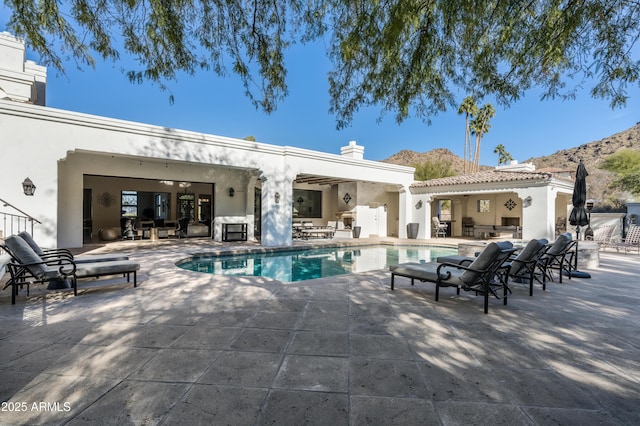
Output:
1 237 639 425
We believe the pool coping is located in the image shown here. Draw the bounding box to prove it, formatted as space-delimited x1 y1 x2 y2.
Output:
179 239 459 261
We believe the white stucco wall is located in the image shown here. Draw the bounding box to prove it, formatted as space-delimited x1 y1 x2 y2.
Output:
1 100 414 248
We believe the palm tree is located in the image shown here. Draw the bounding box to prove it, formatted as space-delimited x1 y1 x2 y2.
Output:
493 144 514 165
457 96 478 174
470 103 496 173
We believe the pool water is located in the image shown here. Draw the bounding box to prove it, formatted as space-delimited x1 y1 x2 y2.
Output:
177 245 456 282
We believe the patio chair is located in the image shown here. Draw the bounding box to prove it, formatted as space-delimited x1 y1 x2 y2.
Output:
536 233 576 284
591 225 616 251
432 217 448 238
2 235 140 305
555 217 567 236
176 217 189 238
462 217 474 237
612 224 640 254
389 242 516 314
17 232 129 264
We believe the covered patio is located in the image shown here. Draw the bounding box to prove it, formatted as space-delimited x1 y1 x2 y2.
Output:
409 164 575 241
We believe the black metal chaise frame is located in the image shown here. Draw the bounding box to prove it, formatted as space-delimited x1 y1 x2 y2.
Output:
2 235 140 304
389 242 516 314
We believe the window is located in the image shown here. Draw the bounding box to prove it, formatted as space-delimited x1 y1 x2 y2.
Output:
438 199 452 221
121 191 138 217
293 189 322 218
478 199 491 213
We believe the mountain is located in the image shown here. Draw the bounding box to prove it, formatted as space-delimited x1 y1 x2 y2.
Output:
524 123 640 207
381 123 640 208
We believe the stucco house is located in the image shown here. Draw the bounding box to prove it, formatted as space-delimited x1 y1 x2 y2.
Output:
1 32 574 250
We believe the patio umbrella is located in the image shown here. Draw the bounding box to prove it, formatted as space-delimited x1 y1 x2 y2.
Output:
567 160 591 278
569 160 589 239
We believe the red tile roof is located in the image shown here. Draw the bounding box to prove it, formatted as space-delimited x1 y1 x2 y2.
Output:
410 170 557 188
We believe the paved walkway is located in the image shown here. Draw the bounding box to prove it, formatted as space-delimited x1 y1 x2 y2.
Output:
1 238 638 425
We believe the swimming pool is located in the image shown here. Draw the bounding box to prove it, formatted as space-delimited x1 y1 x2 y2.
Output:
176 245 457 282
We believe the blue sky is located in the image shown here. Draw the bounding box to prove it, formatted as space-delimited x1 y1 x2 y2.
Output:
3 13 639 165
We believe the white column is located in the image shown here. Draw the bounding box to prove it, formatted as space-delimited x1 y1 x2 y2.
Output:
260 173 295 247
517 187 555 241
398 186 412 238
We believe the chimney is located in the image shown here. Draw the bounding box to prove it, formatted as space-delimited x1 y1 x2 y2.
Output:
340 140 364 160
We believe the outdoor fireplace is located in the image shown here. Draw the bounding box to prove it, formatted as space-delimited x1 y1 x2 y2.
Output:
501 217 520 227
337 212 356 229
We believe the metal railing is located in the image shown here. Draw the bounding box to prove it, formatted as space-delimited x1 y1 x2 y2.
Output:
0 198 42 239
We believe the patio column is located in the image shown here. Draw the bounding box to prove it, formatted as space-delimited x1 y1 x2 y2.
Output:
407 193 432 239
260 171 295 247
517 187 555 240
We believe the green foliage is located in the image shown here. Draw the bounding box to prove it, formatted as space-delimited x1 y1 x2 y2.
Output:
469 103 495 172
493 144 514 165
4 1 640 125
600 149 640 196
413 159 455 181
457 96 478 174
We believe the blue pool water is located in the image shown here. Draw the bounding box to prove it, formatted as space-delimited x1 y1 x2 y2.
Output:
177 245 457 282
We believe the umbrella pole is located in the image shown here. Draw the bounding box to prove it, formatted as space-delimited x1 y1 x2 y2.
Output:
575 225 579 272
570 225 590 278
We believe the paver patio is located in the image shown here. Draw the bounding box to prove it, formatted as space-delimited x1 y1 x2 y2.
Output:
1 238 638 425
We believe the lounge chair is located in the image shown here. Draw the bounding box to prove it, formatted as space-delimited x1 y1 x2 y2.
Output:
18 231 129 264
503 238 548 296
611 224 640 254
389 242 516 314
591 225 616 251
436 239 549 296
536 233 576 284
2 235 140 304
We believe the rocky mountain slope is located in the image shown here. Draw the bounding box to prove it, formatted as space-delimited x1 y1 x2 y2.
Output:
382 123 640 208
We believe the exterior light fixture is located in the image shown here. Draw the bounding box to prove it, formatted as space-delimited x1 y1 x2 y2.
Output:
275 192 281 204
228 188 235 197
22 177 36 196
415 200 423 209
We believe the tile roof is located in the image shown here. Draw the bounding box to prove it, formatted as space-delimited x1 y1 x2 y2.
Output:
410 170 556 188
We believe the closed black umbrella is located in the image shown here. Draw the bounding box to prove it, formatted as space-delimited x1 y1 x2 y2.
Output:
569 160 589 239
567 160 591 278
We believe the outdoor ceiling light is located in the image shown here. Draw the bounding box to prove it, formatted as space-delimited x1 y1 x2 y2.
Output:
275 192 281 204
229 188 235 197
22 177 36 196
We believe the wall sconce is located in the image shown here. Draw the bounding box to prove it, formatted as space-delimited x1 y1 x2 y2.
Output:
275 192 281 204
415 200 423 209
523 196 533 208
22 177 36 196
228 188 235 197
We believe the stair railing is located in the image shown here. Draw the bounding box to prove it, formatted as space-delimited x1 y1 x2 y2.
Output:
0 198 42 239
